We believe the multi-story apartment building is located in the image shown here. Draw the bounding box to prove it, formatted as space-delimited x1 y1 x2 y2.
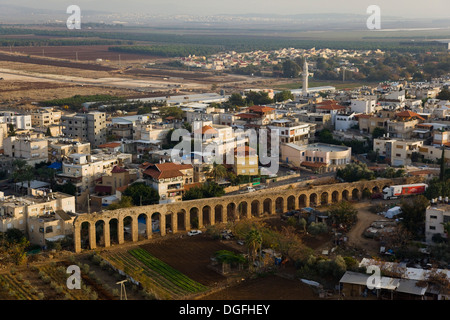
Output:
373 137 424 166
0 191 76 246
61 111 107 147
48 138 91 162
0 112 32 130
268 120 314 146
31 107 62 127
233 146 259 176
425 204 450 243
56 152 132 194
280 142 351 172
142 162 194 204
350 97 378 114
3 132 48 165
386 111 424 139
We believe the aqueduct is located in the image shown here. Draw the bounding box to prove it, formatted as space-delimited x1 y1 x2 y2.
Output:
73 177 419 252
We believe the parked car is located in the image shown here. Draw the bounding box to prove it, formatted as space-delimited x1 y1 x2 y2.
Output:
187 230 202 236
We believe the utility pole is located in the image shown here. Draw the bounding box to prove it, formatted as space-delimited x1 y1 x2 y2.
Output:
116 280 128 300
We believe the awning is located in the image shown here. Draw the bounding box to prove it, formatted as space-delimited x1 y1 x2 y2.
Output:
48 162 62 170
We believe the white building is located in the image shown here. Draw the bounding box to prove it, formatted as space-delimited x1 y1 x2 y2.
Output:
425 204 450 243
335 113 359 131
350 97 378 114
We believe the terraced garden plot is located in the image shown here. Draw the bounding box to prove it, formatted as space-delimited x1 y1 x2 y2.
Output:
0 274 38 300
103 249 208 300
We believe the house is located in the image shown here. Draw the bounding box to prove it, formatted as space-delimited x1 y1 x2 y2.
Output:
425 203 450 243
142 162 194 203
3 132 48 166
232 146 259 176
280 142 351 173
373 137 424 166
0 191 77 247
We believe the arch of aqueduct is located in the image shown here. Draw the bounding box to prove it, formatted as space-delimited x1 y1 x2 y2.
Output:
73 177 420 252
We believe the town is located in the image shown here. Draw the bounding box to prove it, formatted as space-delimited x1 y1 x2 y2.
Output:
0 5 448 304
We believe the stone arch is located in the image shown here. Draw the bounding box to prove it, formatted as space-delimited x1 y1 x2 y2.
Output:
238 201 248 219
177 209 187 231
109 218 119 245
95 220 106 247
263 198 272 215
320 192 329 205
362 188 371 199
332 190 339 203
215 204 224 224
372 186 380 194
202 205 212 226
342 189 350 201
298 194 307 208
123 215 134 242
151 212 161 236
310 193 318 207
251 200 260 217
189 207 200 229
80 221 92 250
275 197 284 213
137 213 151 240
352 188 360 200
164 211 173 235
287 195 296 211
227 202 237 222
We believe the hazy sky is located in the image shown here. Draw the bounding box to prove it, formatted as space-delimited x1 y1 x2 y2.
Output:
3 0 450 19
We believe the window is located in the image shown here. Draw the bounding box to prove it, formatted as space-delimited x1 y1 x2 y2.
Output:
429 226 436 230
430 215 437 219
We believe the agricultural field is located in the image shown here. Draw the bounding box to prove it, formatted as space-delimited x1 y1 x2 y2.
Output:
0 260 115 300
0 45 160 62
103 248 208 299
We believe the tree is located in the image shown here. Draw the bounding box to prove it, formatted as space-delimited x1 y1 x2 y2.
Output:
282 60 301 78
372 127 387 139
440 146 446 182
274 90 294 102
208 162 227 182
245 229 262 267
159 106 184 120
336 163 375 182
327 201 358 229
245 91 273 105
437 88 450 100
122 183 159 206
399 195 430 238
8 124 15 137
45 127 52 137
182 181 224 200
227 93 246 107
107 196 133 210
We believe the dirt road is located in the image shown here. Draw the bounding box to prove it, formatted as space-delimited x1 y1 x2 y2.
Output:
346 201 384 256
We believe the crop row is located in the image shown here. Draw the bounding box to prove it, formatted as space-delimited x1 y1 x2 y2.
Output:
129 248 207 293
0 274 36 300
105 252 186 299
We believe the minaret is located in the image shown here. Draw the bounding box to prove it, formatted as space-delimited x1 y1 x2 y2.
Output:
302 59 309 96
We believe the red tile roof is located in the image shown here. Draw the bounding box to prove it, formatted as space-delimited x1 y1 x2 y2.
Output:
194 125 218 135
98 142 121 148
316 104 346 110
248 106 275 113
143 162 193 180
234 146 257 156
111 166 127 174
236 113 260 119
395 110 425 121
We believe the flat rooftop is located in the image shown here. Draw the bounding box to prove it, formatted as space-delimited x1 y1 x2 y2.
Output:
285 142 350 153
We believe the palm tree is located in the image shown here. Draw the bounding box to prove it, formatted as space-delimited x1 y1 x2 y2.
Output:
245 229 262 269
209 162 227 183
